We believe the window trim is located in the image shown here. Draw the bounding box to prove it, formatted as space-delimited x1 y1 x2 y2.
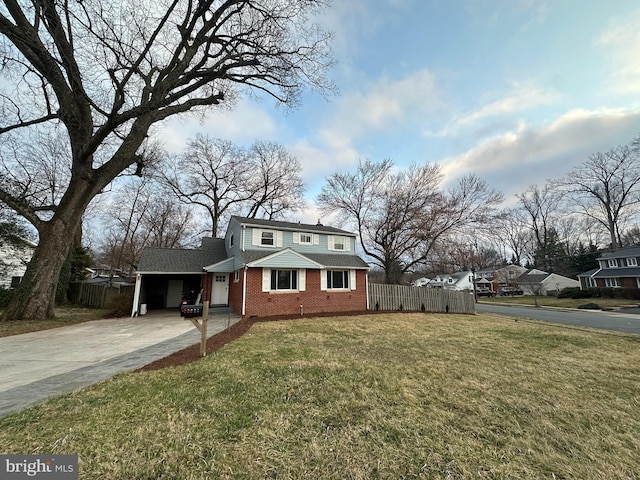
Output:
270 269 298 291
608 259 618 268
326 270 349 290
261 230 275 246
604 277 621 288
626 257 638 267
299 233 313 245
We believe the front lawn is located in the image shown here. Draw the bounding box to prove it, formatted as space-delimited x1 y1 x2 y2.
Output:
1 313 639 479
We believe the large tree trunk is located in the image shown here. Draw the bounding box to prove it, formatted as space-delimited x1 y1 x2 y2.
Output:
3 221 75 320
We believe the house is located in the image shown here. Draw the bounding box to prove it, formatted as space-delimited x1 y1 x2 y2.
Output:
515 269 580 296
132 216 370 317
427 271 474 291
578 245 640 290
0 236 35 290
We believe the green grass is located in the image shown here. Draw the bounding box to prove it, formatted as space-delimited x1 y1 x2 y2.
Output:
1 313 640 479
0 306 111 337
480 295 638 309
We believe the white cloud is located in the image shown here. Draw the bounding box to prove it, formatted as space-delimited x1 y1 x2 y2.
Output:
326 69 441 142
153 99 278 153
431 84 560 137
597 12 640 95
441 107 640 199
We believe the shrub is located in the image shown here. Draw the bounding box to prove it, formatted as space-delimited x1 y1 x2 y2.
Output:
103 292 133 317
578 303 601 310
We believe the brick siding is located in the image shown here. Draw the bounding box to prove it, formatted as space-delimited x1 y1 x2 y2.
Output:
228 268 367 317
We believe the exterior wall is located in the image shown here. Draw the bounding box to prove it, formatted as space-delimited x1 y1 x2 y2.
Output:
0 239 34 289
237 268 367 317
228 269 244 313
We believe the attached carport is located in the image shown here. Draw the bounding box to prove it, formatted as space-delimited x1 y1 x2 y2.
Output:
131 238 229 316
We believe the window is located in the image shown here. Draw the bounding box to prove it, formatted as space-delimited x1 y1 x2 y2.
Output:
326 270 349 289
585 277 597 288
608 259 618 268
605 278 621 287
271 270 298 290
329 235 347 251
229 234 234 248
10 276 21 289
627 257 638 267
215 275 227 283
299 233 313 244
234 270 240 282
261 231 275 246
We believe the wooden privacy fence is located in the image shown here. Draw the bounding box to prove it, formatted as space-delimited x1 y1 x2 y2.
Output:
69 282 135 308
368 283 475 314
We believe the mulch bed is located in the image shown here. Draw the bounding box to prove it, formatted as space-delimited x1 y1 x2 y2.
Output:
135 311 373 372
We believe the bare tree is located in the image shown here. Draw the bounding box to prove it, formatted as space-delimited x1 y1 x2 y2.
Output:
318 159 503 284
517 184 564 270
96 177 198 275
159 136 306 236
491 208 531 266
555 142 640 250
0 0 333 320
243 141 306 220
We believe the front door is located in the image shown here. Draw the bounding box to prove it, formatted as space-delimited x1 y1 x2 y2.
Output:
211 274 229 305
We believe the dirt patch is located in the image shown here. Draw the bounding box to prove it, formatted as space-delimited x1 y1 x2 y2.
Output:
135 311 374 372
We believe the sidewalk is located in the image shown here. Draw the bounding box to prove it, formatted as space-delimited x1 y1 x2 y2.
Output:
0 310 240 418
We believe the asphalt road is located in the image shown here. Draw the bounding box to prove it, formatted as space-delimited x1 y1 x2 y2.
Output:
476 302 640 335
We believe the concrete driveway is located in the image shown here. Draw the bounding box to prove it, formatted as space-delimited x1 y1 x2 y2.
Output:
0 309 239 418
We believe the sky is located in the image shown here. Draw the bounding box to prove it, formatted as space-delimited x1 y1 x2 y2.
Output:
157 0 640 225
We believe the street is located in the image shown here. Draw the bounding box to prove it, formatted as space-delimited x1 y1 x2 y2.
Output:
476 302 640 335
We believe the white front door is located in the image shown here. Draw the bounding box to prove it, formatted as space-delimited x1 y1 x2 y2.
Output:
211 274 229 305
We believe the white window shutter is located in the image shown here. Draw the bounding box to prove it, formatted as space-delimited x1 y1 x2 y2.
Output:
345 237 351 251
276 231 283 247
328 236 334 251
293 232 300 244
252 229 261 246
313 234 319 245
262 268 271 292
350 270 357 290
320 269 327 290
299 269 306 291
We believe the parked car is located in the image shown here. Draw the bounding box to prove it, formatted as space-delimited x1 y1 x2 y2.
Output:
476 289 496 297
500 287 523 296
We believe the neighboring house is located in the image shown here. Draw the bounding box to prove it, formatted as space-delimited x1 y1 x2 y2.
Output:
491 265 528 292
0 236 35 289
428 271 474 291
515 269 579 296
133 216 370 317
84 265 131 285
411 277 432 287
578 245 640 290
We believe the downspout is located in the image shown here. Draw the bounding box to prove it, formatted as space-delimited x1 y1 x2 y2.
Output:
242 265 248 316
365 270 370 310
131 273 142 317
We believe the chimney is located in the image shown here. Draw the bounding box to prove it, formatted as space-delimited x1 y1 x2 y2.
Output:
316 218 323 226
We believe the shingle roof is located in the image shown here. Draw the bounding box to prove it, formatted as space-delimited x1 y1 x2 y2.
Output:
231 216 355 236
593 267 640 278
515 272 550 284
137 238 227 273
238 249 369 269
599 245 640 259
578 268 600 277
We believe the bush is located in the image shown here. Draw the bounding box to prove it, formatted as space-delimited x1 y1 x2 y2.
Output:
578 303 601 310
558 287 592 299
103 292 133 317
